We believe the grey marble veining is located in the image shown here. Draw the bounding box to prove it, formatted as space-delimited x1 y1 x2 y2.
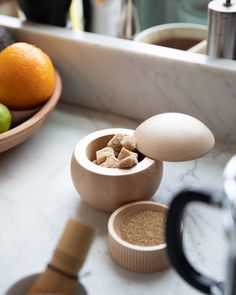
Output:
0 15 236 144
0 103 235 295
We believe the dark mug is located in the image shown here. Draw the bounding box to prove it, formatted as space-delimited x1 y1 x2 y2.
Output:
166 156 236 295
17 0 72 27
166 189 224 294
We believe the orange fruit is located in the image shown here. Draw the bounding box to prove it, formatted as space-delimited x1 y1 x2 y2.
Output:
0 42 55 110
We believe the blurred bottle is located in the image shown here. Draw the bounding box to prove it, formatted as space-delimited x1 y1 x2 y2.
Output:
17 0 72 27
118 0 140 39
74 0 169 37
82 0 123 37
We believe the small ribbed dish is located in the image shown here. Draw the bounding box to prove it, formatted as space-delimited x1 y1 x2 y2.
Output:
108 201 169 272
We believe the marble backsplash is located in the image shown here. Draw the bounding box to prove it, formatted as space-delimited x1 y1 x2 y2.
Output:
0 15 236 143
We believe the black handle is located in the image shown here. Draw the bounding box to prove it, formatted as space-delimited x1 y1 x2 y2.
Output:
166 190 223 294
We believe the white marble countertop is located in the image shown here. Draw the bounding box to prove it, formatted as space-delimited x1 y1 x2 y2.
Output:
0 103 235 295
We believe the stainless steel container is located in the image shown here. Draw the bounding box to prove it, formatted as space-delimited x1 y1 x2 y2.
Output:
83 0 123 37
207 0 236 60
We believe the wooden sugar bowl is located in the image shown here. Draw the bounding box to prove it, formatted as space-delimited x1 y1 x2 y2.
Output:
71 128 163 212
71 113 215 212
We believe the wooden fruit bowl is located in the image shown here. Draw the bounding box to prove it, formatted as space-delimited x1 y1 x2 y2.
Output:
0 71 62 153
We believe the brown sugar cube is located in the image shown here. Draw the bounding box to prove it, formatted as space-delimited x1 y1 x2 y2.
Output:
96 147 115 164
100 156 119 168
118 147 138 161
118 154 138 169
107 133 125 153
120 135 137 151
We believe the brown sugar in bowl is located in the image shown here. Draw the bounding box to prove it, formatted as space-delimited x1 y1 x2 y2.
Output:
70 128 163 212
108 201 169 272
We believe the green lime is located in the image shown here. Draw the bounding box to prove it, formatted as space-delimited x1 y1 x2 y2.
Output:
0 103 11 133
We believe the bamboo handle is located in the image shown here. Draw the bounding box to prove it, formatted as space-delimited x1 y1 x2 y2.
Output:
28 219 95 294
51 218 95 275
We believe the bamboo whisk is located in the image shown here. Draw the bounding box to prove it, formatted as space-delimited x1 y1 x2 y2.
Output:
28 218 95 295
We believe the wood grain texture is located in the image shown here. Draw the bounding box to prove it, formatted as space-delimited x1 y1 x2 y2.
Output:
71 128 163 212
10 105 41 126
108 201 169 272
0 71 62 153
134 113 215 162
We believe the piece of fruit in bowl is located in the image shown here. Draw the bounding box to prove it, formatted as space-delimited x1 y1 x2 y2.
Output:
0 103 11 133
0 42 55 110
0 41 57 129
0 38 62 153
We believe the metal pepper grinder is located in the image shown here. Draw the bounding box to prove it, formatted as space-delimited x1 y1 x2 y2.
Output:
207 0 236 60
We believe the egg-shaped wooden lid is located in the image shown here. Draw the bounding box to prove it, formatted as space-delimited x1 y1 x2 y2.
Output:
134 113 215 162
